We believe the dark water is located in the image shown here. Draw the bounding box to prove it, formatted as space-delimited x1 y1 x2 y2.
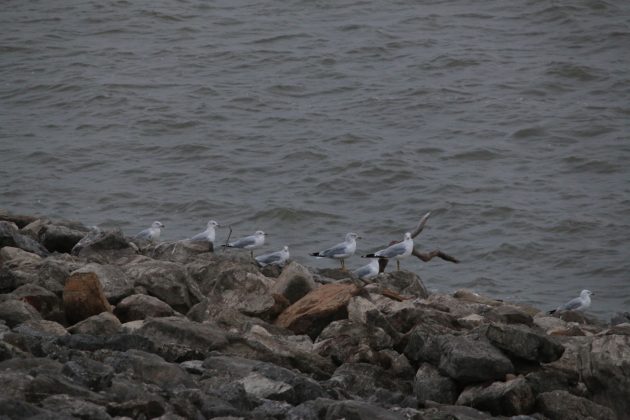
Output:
2 0 629 318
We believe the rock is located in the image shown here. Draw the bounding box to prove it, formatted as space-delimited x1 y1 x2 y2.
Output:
456 376 535 416
600 323 630 336
487 305 534 326
535 390 617 420
68 311 122 335
105 349 194 389
375 296 459 335
610 311 630 326
136 316 229 359
457 314 486 329
106 399 166 419
72 263 133 304
38 223 87 254
72 228 136 263
478 323 565 363
63 272 113 324
438 334 515 384
25 373 104 403
413 363 459 405
121 320 145 333
347 296 400 341
0 210 38 228
0 221 49 257
419 403 498 420
62 355 115 391
0 299 42 327
327 362 412 398
271 261 317 303
453 289 503 307
124 258 200 312
40 394 111 420
114 294 175 322
578 334 630 417
0 398 60 420
376 270 429 298
325 400 407 420
533 315 569 332
13 320 69 337
10 283 60 320
286 398 335 420
314 320 393 365
0 247 43 293
275 282 360 338
55 333 156 354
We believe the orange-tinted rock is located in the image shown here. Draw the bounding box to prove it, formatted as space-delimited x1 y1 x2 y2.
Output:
275 283 360 338
63 272 112 324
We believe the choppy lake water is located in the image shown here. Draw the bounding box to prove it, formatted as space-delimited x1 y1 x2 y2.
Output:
2 0 629 318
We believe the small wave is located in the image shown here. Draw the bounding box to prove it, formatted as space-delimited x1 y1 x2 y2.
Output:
248 207 340 223
546 62 600 82
511 126 546 139
448 148 503 161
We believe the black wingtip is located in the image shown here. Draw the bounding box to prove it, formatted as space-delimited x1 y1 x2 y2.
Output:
548 309 556 315
362 253 376 258
309 252 320 257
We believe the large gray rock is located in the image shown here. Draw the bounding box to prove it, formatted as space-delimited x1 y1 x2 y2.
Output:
37 223 87 254
114 294 175 322
124 259 200 312
413 363 459 405
347 296 400 341
105 349 194 389
376 270 429 298
72 228 136 263
40 394 111 420
0 221 49 257
0 247 43 293
62 355 115 391
0 299 42 327
456 376 535 416
10 284 60 320
479 323 565 363
325 400 406 420
13 320 69 337
271 261 317 303
327 362 412 398
536 390 617 420
67 312 122 336
438 334 514 384
578 334 630 418
314 319 393 365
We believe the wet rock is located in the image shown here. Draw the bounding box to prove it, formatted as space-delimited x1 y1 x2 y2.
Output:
72 263 133 304
413 363 459 405
40 394 111 420
478 323 565 363
13 319 69 337
438 334 514 383
124 258 200 312
114 293 175 322
271 261 317 303
535 390 617 420
275 282 360 338
456 376 535 416
68 311 122 336
0 298 42 327
325 400 406 420
0 221 49 257
63 271 113 325
10 283 60 320
136 316 228 359
578 334 630 417
105 349 194 389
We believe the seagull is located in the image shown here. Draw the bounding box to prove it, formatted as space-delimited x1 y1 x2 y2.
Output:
224 230 266 258
548 289 593 314
135 221 164 242
310 232 361 270
255 245 290 268
353 258 380 282
189 220 220 244
363 232 413 271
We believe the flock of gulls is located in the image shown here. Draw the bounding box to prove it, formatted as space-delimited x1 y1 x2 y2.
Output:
133 219 595 313
135 220 413 282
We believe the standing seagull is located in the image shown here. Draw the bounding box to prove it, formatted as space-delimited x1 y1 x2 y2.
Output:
548 290 593 314
135 221 164 242
363 232 413 271
310 232 361 270
353 258 380 282
189 220 220 244
224 230 266 258
256 245 290 268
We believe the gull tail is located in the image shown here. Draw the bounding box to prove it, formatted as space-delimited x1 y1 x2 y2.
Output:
548 309 556 315
309 252 321 257
362 253 379 258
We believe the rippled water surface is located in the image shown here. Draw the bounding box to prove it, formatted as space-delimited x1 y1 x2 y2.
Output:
2 0 629 317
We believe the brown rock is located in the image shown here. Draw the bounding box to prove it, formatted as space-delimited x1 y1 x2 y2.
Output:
63 272 112 325
275 283 360 338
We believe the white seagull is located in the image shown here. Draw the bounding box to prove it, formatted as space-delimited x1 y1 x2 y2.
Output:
549 289 593 314
310 232 361 270
353 258 380 282
224 230 267 258
135 221 164 242
189 220 220 244
363 232 413 271
255 245 290 268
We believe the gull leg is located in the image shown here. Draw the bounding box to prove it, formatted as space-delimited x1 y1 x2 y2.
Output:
397 260 400 271
340 259 346 271
250 250 254 260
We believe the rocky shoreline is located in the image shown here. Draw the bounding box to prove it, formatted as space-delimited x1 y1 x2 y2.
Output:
0 211 629 420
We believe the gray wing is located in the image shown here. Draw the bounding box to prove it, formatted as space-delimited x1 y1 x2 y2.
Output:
190 231 209 242
135 228 152 240
354 264 376 280
560 297 583 311
230 236 256 248
319 242 350 258
376 242 407 258
256 252 282 266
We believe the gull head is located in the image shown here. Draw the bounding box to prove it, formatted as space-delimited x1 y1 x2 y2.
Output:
346 232 361 241
404 232 412 240
255 230 266 237
283 245 289 252
207 220 220 229
581 289 593 298
152 221 165 229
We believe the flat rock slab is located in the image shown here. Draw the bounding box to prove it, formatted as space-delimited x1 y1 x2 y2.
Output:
275 283 360 339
